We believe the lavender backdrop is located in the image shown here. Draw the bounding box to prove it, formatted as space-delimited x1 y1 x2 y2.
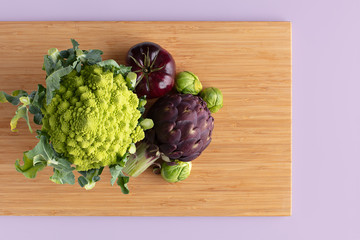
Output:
1 0 359 239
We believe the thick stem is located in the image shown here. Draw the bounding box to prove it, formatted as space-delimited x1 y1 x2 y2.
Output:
122 142 160 177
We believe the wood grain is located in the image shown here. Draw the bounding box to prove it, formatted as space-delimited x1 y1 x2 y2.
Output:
0 21 292 216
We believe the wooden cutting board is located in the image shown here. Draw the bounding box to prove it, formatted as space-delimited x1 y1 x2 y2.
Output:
0 21 291 216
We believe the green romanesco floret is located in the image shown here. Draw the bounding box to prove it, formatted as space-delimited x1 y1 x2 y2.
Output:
41 65 145 171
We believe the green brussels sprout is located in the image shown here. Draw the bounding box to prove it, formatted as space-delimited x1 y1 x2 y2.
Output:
126 72 137 90
200 87 223 113
161 160 192 183
175 71 202 95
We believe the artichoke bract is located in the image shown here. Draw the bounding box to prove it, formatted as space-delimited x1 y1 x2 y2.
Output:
147 93 214 162
175 71 202 95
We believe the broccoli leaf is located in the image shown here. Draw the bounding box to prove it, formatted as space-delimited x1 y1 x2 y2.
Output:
109 155 130 194
31 84 46 108
109 164 126 186
28 104 41 114
15 134 75 184
10 105 32 133
2 89 44 131
15 153 46 179
1 90 28 105
0 91 7 103
45 66 73 105
29 85 45 125
71 39 79 50
33 113 43 125
78 167 104 190
15 135 51 178
48 158 75 185
43 55 54 76
97 59 120 69
97 60 131 77
117 176 130 194
84 49 103 65
10 96 33 133
117 65 132 77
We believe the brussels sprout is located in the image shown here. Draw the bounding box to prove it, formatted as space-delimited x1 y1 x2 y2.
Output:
140 118 154 130
126 72 137 90
161 160 192 183
175 71 202 95
200 87 223 113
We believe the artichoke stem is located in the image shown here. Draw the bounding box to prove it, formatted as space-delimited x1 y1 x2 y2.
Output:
122 142 160 177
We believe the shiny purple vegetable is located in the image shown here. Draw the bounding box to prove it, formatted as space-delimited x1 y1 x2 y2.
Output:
146 93 214 162
126 42 176 99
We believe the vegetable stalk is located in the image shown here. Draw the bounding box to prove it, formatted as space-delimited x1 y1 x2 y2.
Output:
122 142 160 177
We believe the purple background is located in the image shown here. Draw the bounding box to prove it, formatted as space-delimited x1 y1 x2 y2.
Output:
1 0 360 239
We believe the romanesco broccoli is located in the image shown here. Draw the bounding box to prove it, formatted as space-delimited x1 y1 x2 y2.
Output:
41 65 145 171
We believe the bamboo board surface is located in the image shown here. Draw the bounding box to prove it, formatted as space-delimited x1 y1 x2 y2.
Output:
0 21 291 216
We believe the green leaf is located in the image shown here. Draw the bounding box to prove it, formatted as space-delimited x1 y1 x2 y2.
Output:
77 167 104 190
83 49 103 65
33 113 43 125
97 60 131 77
117 176 130 194
45 66 73 104
14 135 51 178
28 104 41 114
48 48 60 62
75 62 82 73
63 50 77 67
15 134 75 184
43 55 54 76
0 91 7 103
1 90 28 105
71 39 79 50
109 156 131 194
49 158 75 185
10 105 33 133
116 65 132 77
109 164 126 186
59 50 70 58
15 154 46 179
12 90 28 97
97 59 120 69
31 84 46 109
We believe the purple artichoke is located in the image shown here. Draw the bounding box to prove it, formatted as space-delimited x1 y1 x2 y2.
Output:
147 93 214 162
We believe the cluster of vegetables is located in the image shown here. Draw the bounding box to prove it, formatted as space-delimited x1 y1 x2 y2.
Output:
0 40 223 193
